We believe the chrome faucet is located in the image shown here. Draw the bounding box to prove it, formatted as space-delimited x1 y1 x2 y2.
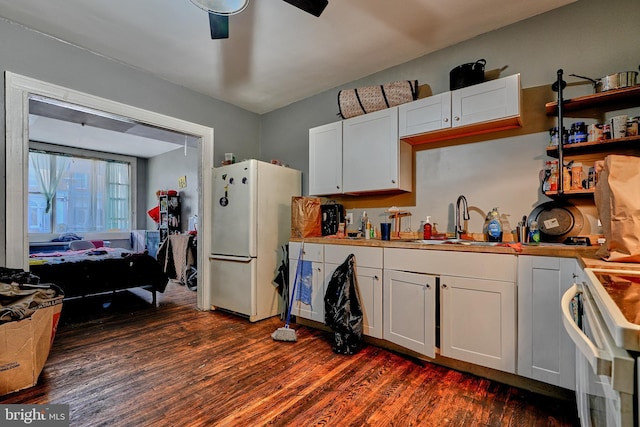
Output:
455 195 470 239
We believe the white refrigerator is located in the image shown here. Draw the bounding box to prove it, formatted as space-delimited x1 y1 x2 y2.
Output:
210 159 301 322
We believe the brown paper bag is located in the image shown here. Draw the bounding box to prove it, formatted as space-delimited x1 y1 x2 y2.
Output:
291 196 322 238
594 155 640 263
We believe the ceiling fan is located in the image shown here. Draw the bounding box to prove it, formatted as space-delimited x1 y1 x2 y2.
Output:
190 0 329 39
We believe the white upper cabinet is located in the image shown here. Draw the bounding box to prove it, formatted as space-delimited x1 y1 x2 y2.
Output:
451 73 520 127
309 121 343 196
398 92 452 137
399 74 521 143
342 107 412 194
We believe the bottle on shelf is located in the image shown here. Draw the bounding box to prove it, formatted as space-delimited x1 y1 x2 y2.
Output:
541 161 552 193
549 160 558 192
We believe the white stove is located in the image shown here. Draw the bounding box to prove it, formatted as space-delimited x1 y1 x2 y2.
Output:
562 268 640 427
585 269 640 352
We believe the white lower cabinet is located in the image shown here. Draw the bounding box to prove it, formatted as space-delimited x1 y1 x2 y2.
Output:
293 244 522 375
289 242 325 323
324 245 383 338
384 248 517 372
440 275 516 373
517 256 577 390
383 269 437 357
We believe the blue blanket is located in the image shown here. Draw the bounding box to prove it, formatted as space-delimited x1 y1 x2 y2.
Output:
296 260 313 306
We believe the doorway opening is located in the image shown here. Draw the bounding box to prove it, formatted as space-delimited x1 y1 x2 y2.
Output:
5 71 214 310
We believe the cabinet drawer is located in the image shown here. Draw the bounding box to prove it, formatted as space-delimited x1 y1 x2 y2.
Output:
289 242 323 262
324 244 382 268
383 248 516 282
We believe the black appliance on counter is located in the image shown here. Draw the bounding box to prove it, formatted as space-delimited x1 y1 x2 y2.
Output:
321 202 345 236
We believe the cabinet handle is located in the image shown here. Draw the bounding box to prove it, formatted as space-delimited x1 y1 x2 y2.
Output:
374 275 379 280
392 180 396 184
454 116 460 122
336 185 340 189
425 283 431 289
443 117 449 123
572 273 578 279
316 267 322 272
442 283 447 289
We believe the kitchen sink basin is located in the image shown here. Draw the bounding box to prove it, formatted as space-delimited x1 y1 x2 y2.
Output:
410 239 499 246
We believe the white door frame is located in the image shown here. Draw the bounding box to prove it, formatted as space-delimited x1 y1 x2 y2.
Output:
4 71 214 311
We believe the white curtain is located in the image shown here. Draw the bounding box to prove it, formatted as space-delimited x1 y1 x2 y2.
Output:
29 152 70 213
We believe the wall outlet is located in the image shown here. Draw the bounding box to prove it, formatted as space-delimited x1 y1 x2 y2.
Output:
345 212 353 225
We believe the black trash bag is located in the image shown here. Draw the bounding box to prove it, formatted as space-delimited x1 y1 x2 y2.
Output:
324 254 363 355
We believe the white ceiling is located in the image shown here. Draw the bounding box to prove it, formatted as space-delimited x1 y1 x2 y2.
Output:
0 0 576 115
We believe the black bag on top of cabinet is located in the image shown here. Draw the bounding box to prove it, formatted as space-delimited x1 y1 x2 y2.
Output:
324 254 363 355
321 201 345 236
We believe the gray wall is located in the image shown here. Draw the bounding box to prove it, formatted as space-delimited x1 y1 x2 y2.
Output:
146 146 200 232
260 0 640 236
0 17 261 259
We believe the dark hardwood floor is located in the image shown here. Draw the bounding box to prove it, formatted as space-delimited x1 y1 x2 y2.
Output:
1 282 580 426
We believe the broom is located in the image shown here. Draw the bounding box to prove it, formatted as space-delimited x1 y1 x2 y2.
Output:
272 242 304 342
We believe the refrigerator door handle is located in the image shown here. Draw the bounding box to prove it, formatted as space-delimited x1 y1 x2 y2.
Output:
210 254 253 263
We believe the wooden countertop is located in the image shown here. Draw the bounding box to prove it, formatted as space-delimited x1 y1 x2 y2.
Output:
291 236 600 258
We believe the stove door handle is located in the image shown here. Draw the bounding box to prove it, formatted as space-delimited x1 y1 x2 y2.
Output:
561 283 612 377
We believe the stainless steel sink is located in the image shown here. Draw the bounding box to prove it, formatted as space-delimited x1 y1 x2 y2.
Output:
410 239 499 246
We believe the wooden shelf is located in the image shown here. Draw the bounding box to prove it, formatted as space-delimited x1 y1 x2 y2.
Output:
546 85 640 116
544 189 595 197
546 135 640 158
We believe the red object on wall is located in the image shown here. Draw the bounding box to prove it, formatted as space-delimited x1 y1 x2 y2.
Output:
147 206 160 223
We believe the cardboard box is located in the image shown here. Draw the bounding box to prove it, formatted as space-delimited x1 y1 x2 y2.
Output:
0 296 63 395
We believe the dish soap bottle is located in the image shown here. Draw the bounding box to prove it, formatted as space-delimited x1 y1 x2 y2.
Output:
529 220 541 245
484 207 503 242
423 216 432 240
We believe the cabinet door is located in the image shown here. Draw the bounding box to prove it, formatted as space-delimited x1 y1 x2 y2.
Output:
309 121 343 196
289 242 324 323
324 263 382 339
342 107 403 193
289 258 324 323
383 269 436 358
451 74 520 127
324 244 383 338
398 92 451 137
440 275 516 373
517 256 577 389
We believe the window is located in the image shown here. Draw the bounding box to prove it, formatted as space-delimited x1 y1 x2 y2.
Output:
28 144 135 234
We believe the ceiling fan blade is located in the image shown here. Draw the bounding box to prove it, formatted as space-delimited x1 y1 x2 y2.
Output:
208 12 229 39
281 0 328 17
